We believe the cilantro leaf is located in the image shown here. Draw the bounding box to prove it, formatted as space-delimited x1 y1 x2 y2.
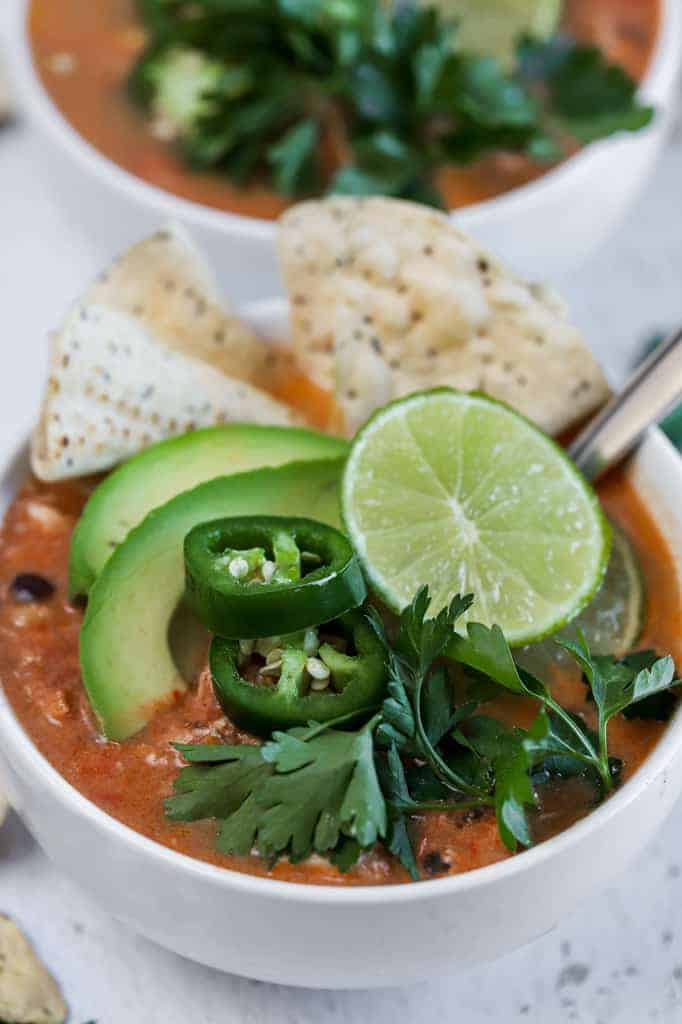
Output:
494 739 534 851
558 633 676 787
376 742 420 880
546 44 654 143
524 709 593 772
621 649 678 721
448 622 601 780
525 709 617 794
448 622 527 695
396 587 473 675
169 723 388 867
329 838 363 873
165 744 272 821
165 584 677 881
216 794 264 857
267 118 319 195
131 1 652 206
370 588 484 797
254 721 387 861
578 649 679 721
422 665 455 746
560 635 675 720
455 716 534 850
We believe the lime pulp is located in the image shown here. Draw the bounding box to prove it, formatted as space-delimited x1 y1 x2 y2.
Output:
341 389 611 646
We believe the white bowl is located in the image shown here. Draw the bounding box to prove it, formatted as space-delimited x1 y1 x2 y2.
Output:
0 298 680 989
10 0 682 299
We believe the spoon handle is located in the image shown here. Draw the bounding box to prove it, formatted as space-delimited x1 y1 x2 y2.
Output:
569 328 682 482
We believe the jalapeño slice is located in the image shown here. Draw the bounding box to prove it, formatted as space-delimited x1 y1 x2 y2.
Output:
210 611 386 734
184 516 366 638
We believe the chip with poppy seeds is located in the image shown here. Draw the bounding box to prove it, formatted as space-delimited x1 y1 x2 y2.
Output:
30 304 296 481
84 224 270 382
279 197 610 435
30 226 297 481
0 915 67 1024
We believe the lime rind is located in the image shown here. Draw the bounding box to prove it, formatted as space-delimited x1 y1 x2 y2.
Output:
517 523 645 675
342 388 611 647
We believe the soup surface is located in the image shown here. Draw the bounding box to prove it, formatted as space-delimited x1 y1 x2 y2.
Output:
1 465 678 885
28 0 660 220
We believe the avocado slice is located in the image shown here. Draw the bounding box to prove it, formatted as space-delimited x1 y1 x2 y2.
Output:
69 425 348 596
428 0 561 68
80 458 344 741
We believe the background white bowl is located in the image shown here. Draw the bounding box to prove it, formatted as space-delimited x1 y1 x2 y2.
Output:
0 298 680 989
10 0 682 299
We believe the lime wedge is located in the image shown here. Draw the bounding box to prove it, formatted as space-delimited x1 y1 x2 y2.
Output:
517 523 645 675
341 389 610 646
427 0 562 67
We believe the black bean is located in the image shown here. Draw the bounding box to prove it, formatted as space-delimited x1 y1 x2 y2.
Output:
9 573 55 603
422 851 451 876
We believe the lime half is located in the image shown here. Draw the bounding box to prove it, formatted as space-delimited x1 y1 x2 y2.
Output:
517 523 645 675
341 390 610 646
427 0 562 67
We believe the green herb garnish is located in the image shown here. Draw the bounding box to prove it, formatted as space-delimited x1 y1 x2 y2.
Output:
130 0 653 208
166 586 677 879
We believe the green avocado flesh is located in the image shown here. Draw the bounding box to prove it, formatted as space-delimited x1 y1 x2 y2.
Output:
69 425 348 596
80 459 345 741
431 0 561 67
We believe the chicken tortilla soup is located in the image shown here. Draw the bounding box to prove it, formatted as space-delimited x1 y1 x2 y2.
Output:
29 0 660 219
1 201 679 885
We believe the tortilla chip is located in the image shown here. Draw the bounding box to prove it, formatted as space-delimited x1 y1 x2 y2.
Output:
85 224 271 383
279 197 610 436
31 304 296 481
0 916 68 1024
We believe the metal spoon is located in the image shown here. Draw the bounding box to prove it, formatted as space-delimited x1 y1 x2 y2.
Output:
0 51 14 128
569 327 682 482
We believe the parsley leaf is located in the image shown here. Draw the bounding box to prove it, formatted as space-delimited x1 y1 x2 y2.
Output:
559 633 676 786
329 838 364 873
450 620 678 795
448 621 599 764
454 715 534 850
170 719 387 864
376 742 420 880
524 709 594 774
579 649 679 721
165 586 677 880
545 44 654 143
165 744 272 821
256 720 387 859
267 118 320 195
131 0 653 206
369 588 482 798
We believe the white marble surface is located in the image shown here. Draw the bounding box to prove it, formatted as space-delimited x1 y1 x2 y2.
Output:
1 4 682 1021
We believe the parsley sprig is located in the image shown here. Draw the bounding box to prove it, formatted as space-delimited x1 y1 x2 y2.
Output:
130 0 653 208
166 587 677 879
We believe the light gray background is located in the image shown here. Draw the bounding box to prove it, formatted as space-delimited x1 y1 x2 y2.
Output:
1 5 682 1021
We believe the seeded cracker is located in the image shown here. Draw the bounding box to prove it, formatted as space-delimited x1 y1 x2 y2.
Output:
279 197 610 435
0 916 67 1024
